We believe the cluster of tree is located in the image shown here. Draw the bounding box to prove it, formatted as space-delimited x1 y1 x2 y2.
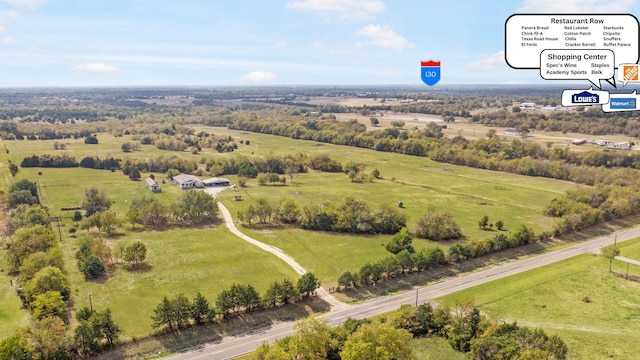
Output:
257 172 287 186
151 273 320 332
75 232 148 280
390 303 567 358
299 198 406 234
120 141 140 152
307 153 343 172
126 191 218 229
73 307 121 357
475 106 640 137
339 247 448 288
238 197 406 235
343 161 380 183
154 136 188 151
252 303 566 359
84 135 99 144
79 156 122 170
445 224 537 263
340 225 538 289
205 153 307 179
253 317 413 360
75 236 111 279
7 179 40 209
545 185 640 235
20 153 79 168
122 155 198 175
0 120 104 141
0 179 118 359
415 211 463 241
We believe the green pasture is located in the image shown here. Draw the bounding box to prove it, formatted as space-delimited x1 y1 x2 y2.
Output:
60 225 299 339
0 128 583 338
439 237 640 360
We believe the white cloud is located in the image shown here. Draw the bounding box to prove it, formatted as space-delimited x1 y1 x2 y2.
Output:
311 40 327 49
275 39 288 49
237 70 277 83
0 10 19 20
287 0 384 21
517 0 635 12
0 36 14 44
467 51 506 71
4 0 50 10
356 24 413 51
72 63 121 74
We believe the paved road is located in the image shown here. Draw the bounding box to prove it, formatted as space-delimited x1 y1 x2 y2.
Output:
167 203 640 359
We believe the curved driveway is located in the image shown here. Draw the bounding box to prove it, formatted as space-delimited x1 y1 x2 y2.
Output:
171 190 640 359
216 202 346 310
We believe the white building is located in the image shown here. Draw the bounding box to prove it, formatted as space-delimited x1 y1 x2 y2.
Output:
172 174 204 189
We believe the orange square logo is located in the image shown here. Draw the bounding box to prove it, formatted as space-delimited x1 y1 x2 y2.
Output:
623 65 638 81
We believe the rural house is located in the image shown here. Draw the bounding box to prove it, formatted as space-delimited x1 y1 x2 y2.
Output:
172 174 204 189
145 177 161 192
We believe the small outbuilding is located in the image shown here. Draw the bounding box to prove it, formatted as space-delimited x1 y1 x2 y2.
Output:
145 178 161 192
172 174 204 189
202 177 231 187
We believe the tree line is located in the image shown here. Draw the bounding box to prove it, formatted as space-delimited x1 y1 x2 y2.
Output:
238 197 407 235
338 224 539 290
150 273 320 332
2 179 123 359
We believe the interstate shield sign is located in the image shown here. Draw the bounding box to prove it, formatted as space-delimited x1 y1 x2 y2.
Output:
421 60 441 86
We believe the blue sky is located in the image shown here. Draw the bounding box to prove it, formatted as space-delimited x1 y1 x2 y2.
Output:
0 0 636 86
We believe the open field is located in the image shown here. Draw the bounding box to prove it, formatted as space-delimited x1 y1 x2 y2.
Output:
4 129 582 290
0 126 582 338
59 224 299 339
439 237 640 360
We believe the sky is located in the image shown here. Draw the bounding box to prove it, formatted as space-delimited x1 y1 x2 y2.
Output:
0 0 637 87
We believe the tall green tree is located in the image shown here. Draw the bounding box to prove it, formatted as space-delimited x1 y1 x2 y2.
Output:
172 190 217 224
172 293 191 330
25 266 70 302
191 292 211 325
385 227 414 254
123 241 147 265
297 272 320 298
280 278 298 304
151 296 175 331
82 187 111 217
30 291 67 321
341 323 413 360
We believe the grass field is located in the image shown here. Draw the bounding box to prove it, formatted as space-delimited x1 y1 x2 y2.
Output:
439 237 640 360
412 336 465 360
0 127 582 339
0 250 31 338
60 225 299 339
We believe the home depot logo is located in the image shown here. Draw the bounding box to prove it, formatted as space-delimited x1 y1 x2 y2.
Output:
623 65 638 81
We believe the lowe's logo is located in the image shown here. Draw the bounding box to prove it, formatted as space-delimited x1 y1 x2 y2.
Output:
571 91 599 104
610 98 636 109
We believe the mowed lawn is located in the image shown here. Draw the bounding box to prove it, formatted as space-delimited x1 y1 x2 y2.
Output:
439 238 640 360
